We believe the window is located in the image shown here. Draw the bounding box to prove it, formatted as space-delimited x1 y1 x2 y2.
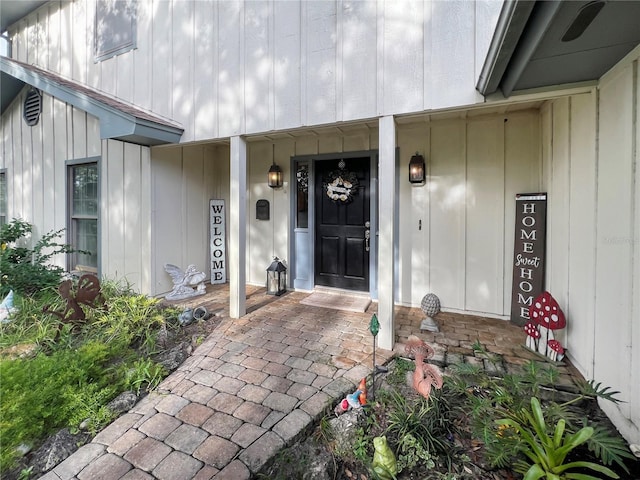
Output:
68 161 99 272
295 163 309 229
95 0 137 61
0 170 7 227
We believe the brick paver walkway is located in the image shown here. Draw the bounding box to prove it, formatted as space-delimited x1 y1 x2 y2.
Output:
38 285 581 479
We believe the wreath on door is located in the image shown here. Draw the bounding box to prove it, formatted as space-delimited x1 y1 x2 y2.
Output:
324 168 359 204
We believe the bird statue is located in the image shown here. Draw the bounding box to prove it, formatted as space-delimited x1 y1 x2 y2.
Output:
164 264 207 300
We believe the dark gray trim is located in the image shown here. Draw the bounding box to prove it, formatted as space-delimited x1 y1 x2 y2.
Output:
65 156 101 275
477 0 563 97
476 0 536 96
0 56 183 146
0 168 7 226
500 1 562 97
289 149 379 296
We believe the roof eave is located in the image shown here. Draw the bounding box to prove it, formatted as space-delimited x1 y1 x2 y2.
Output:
0 56 183 146
477 0 562 98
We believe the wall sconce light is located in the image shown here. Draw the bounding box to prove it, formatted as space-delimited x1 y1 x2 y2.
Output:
409 152 426 184
268 162 283 188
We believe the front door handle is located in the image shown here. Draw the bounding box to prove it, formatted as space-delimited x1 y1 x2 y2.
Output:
365 229 370 252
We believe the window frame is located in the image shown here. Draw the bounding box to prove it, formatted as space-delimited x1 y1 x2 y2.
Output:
295 162 309 230
0 169 7 227
94 0 137 62
66 158 101 274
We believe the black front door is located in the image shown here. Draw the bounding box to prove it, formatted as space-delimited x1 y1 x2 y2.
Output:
314 157 370 291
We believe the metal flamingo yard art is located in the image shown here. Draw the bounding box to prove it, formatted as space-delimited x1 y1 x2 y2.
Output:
404 335 443 400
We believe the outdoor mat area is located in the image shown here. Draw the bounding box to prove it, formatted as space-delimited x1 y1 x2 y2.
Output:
300 291 372 313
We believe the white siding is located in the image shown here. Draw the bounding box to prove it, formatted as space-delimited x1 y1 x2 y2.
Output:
429 121 467 310
465 117 505 314
396 111 541 315
542 48 640 443
594 60 638 443
6 0 502 143
0 90 153 292
150 144 230 295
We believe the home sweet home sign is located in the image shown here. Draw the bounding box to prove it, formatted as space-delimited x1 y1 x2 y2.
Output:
510 193 547 326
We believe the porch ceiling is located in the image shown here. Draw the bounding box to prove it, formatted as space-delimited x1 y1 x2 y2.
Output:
478 0 640 97
0 1 47 32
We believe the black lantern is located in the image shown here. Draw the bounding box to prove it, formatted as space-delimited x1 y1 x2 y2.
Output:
409 152 426 184
266 256 287 296
268 163 283 188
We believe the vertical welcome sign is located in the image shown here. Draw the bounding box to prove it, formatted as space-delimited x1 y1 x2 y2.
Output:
511 193 547 326
210 200 226 284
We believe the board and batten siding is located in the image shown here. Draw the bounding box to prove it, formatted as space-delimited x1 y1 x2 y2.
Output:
7 0 500 143
150 113 540 313
150 144 230 296
541 46 640 443
0 88 153 293
396 111 541 315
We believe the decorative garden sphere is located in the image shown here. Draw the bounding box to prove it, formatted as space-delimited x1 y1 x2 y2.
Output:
421 293 441 317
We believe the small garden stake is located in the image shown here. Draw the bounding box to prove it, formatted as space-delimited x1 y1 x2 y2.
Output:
370 314 379 399
369 314 388 399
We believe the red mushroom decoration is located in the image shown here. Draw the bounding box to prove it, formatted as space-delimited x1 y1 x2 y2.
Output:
547 339 564 362
529 291 566 357
523 322 541 351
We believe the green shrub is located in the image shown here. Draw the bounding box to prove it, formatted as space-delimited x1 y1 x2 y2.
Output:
0 219 77 297
446 357 635 475
384 388 455 458
0 291 66 349
0 341 122 470
497 397 620 479
0 280 178 474
90 281 176 354
121 358 167 395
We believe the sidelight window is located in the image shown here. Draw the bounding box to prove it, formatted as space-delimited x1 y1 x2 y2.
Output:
295 163 309 229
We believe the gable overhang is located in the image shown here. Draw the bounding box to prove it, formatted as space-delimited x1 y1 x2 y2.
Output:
478 0 640 98
0 56 183 146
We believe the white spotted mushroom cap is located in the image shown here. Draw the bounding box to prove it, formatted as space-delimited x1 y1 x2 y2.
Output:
523 322 540 338
547 339 564 354
529 291 566 330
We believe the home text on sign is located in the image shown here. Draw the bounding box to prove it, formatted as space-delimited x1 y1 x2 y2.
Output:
210 199 226 284
510 193 547 326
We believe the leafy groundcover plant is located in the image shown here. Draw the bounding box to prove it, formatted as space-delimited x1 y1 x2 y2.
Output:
258 352 638 479
447 345 637 479
0 220 179 476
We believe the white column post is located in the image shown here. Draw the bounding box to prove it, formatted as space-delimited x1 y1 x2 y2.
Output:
229 136 247 318
378 116 396 350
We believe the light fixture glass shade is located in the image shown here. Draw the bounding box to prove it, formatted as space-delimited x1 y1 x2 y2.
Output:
268 164 283 188
409 153 425 184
